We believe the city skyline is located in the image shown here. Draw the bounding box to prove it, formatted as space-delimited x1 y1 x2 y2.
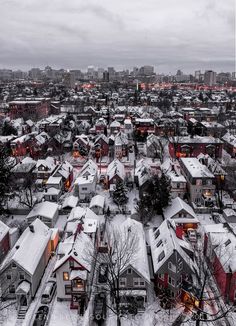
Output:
1 0 235 73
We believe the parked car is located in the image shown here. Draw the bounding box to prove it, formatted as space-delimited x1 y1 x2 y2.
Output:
33 306 49 326
41 280 56 304
93 292 106 322
187 229 197 242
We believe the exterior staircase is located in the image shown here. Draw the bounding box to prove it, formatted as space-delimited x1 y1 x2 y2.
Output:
17 307 28 319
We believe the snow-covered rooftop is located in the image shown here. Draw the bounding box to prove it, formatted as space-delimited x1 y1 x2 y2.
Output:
0 219 52 276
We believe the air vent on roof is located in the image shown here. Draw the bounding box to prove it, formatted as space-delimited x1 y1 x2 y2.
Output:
225 239 231 247
74 252 78 256
15 245 20 250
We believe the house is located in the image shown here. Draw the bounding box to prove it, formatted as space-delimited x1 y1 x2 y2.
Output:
134 118 155 134
148 220 197 299
8 99 49 121
163 197 199 234
146 134 162 159
107 159 125 189
26 201 59 228
52 161 73 190
95 118 107 134
168 173 187 200
135 161 152 198
204 224 236 303
117 218 151 311
62 195 79 211
222 133 236 158
79 159 98 179
89 195 105 215
44 176 63 202
34 156 58 184
53 229 94 310
0 219 52 316
73 135 90 158
10 134 33 157
74 175 96 201
123 118 133 139
222 209 236 223
110 120 121 134
65 207 99 240
94 134 109 158
179 158 216 207
0 221 10 263
169 136 223 159
114 132 128 159
11 157 36 184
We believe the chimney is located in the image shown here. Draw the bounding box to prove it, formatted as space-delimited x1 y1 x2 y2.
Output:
29 225 34 233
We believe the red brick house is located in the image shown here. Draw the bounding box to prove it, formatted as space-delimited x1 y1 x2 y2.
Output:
169 136 223 159
94 134 109 158
204 224 236 303
8 99 49 121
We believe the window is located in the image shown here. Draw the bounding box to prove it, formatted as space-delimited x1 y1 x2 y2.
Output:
168 276 175 287
69 260 74 268
206 179 212 185
127 268 132 275
19 273 24 280
12 262 16 268
82 187 87 191
63 272 69 281
133 278 145 287
65 285 72 295
6 274 11 280
9 285 15 293
178 261 183 272
154 229 160 239
119 278 126 287
158 251 165 262
168 262 176 273
177 183 180 189
156 240 162 248
196 179 202 186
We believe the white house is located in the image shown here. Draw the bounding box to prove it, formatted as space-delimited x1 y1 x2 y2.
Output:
53 229 94 310
0 219 52 317
26 201 59 228
89 195 105 215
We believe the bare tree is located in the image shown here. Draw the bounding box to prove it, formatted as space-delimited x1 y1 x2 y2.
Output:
88 224 139 326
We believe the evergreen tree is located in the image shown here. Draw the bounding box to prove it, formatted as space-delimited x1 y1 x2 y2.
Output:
137 173 171 222
2 121 17 136
112 180 128 211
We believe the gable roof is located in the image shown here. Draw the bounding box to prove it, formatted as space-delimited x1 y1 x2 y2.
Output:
163 197 198 222
54 231 94 272
149 220 197 274
26 201 58 220
120 218 150 283
0 219 51 276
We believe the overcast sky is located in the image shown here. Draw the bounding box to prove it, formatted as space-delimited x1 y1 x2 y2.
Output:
1 0 235 73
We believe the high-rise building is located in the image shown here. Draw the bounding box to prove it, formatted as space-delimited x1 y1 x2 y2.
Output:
176 69 183 76
139 65 154 76
195 70 201 81
204 70 216 86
